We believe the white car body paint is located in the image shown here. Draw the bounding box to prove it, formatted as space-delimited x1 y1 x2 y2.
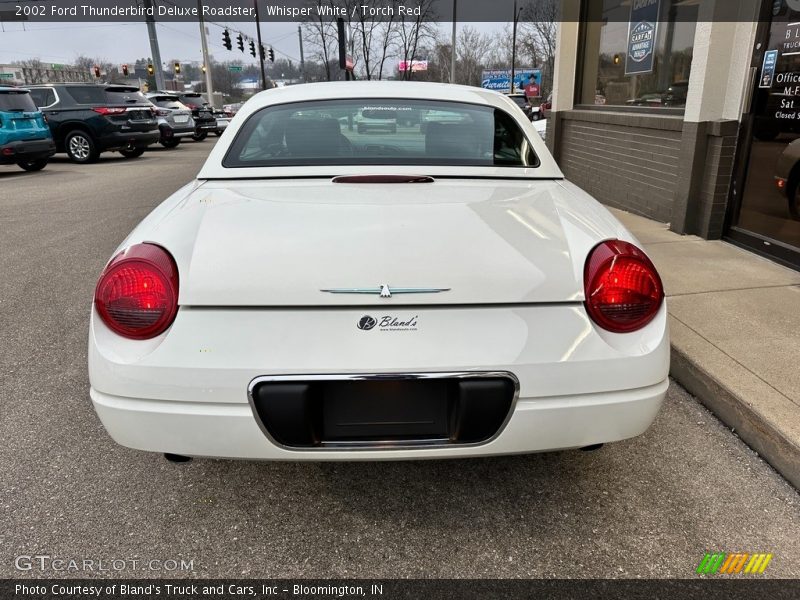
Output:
89 81 669 460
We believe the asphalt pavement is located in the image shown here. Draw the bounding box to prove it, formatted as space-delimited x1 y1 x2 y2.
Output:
1 141 798 579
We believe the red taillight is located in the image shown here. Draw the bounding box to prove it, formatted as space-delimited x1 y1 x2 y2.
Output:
92 107 127 116
584 240 664 333
184 102 198 110
155 108 170 117
94 243 179 340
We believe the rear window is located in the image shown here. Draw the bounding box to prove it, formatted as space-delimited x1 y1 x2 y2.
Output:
151 96 188 110
64 86 147 105
29 88 55 108
223 99 539 169
0 90 38 112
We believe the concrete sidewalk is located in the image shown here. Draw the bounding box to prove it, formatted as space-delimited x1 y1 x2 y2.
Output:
611 208 800 489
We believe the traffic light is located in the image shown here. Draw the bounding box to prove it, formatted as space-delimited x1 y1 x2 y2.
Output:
237 34 244 52
121 64 129 76
222 29 232 51
259 44 266 61
201 64 206 73
93 66 101 78
174 62 181 75
147 64 155 76
268 47 275 63
250 41 256 58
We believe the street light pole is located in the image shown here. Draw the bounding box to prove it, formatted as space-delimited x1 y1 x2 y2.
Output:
197 0 215 107
143 0 165 91
298 25 306 83
254 0 268 90
510 0 522 94
450 0 457 83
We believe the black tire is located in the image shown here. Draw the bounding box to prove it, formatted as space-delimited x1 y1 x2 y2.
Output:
192 132 208 142
17 159 48 172
160 139 180 149
65 130 99 164
119 147 146 159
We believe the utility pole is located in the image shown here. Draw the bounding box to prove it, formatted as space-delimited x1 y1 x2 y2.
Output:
510 0 522 94
298 25 305 83
450 0 457 83
254 0 267 90
143 0 165 91
197 0 215 107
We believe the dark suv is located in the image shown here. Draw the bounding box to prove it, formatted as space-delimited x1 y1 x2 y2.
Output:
27 83 159 163
169 92 216 141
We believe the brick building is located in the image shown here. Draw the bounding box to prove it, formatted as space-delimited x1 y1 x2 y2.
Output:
548 0 800 270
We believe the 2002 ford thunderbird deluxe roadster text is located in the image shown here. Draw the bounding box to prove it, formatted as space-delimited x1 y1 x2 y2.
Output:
88 82 669 460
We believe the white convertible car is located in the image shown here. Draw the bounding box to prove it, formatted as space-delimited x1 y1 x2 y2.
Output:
89 82 669 461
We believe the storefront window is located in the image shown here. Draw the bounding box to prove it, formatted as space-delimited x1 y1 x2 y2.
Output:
578 0 698 108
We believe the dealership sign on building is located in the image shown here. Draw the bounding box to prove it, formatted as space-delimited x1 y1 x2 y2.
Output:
398 60 428 72
481 69 542 96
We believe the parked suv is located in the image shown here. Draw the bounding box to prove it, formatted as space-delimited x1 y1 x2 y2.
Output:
145 92 195 148
169 92 216 141
0 86 56 172
27 83 159 163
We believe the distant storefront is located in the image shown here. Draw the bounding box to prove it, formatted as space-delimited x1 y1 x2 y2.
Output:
549 0 800 270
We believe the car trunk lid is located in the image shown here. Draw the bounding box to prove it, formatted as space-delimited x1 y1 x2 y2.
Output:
151 179 593 306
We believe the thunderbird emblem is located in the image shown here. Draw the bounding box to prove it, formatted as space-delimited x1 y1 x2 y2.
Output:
321 285 450 298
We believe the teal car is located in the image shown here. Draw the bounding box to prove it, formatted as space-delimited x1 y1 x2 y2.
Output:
0 86 56 172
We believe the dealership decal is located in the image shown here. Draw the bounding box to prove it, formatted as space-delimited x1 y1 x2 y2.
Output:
696 552 773 575
357 315 418 332
760 50 779 88
626 0 660 75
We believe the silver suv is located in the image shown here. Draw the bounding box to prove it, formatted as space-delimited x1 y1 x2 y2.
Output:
145 92 195 148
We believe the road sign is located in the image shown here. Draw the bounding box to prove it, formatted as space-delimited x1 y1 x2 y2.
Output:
51 63 64 70
0 73 15 79
229 66 243 72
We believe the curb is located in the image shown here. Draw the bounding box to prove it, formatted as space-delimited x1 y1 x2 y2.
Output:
670 345 800 490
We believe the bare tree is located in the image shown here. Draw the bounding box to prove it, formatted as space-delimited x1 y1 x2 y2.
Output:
352 1 397 80
302 1 338 81
454 26 494 86
519 0 558 96
395 0 437 81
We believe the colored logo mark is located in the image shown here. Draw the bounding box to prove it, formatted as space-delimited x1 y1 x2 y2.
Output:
696 553 773 575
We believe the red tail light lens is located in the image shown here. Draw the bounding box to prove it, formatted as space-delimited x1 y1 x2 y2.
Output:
92 107 127 116
94 244 179 340
584 240 664 333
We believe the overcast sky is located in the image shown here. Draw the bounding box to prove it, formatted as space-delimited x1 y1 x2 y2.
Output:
0 20 503 68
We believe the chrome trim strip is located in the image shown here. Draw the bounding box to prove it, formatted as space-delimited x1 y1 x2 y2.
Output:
320 287 451 296
246 371 520 452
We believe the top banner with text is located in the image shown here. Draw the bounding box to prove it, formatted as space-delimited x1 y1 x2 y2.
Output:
0 0 767 23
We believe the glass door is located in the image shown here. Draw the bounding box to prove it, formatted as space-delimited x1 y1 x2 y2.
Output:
727 0 800 269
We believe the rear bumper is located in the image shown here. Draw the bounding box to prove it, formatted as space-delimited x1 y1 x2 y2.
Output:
195 120 217 132
90 379 668 460
0 138 56 163
89 304 670 460
160 123 196 138
97 130 160 150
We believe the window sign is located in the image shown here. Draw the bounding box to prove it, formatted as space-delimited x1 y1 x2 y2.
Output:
626 0 661 76
760 49 779 88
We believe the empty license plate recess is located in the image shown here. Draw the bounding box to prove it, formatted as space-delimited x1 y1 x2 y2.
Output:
249 373 518 449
